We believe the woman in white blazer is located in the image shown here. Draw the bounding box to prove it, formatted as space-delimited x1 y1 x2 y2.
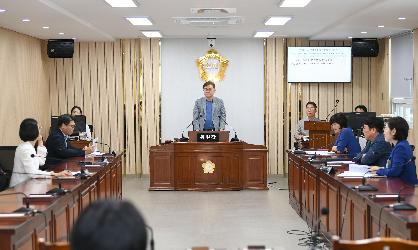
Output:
9 118 71 187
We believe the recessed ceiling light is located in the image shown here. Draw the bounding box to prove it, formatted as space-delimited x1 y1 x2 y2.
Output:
279 0 311 7
22 19 30 22
58 32 64 35
265 16 292 26
254 31 274 38
378 25 384 28
72 38 76 40
126 17 152 26
361 31 367 34
104 0 137 8
141 31 162 38
348 36 353 39
0 9 6 13
42 26 50 29
398 17 406 20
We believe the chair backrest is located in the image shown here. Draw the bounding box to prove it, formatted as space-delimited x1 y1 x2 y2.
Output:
332 236 418 250
37 238 70 250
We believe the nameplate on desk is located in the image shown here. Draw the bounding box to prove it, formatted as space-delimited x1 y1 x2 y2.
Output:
197 133 219 142
23 194 56 203
369 194 401 201
0 213 27 218
84 164 102 167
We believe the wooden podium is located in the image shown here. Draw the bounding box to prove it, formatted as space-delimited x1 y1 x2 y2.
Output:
304 121 333 149
149 141 267 191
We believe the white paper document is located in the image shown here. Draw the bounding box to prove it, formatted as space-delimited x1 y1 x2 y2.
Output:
348 164 369 174
304 151 335 156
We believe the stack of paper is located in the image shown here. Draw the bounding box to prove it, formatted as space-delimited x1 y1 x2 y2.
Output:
337 163 373 178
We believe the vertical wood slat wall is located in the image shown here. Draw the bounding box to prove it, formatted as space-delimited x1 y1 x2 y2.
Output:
48 39 160 175
265 38 390 175
0 28 50 145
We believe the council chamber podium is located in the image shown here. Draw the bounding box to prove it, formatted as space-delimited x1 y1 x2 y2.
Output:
149 131 267 191
304 121 334 149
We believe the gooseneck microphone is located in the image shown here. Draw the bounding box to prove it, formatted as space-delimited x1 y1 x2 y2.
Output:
218 116 239 142
353 171 378 191
0 192 37 215
179 120 194 142
389 185 416 210
95 141 116 156
325 99 340 121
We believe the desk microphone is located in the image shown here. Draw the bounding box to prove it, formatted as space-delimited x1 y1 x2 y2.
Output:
389 185 416 210
325 100 340 121
0 192 37 215
178 120 193 142
218 116 239 142
146 225 155 250
95 141 116 156
353 171 378 191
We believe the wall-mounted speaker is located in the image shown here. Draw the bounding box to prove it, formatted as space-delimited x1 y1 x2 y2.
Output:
352 38 379 57
47 39 74 58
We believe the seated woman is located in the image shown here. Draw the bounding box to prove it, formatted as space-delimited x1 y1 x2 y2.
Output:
70 106 92 139
371 117 418 185
330 113 361 158
9 118 72 187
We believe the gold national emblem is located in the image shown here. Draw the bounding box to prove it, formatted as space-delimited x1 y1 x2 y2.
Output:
196 49 229 82
202 160 216 174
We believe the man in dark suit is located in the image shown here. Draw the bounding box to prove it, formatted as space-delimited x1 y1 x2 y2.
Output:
46 114 94 164
353 117 391 167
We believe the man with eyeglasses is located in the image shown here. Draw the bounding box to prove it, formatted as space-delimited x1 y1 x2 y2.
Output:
46 114 94 165
193 81 226 131
295 101 321 140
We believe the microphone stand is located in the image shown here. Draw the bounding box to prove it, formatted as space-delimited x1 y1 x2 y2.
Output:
0 192 37 215
325 100 340 121
389 185 416 210
179 121 193 142
218 116 240 142
354 171 378 191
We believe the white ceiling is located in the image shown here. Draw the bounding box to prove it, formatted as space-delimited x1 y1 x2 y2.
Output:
0 0 417 41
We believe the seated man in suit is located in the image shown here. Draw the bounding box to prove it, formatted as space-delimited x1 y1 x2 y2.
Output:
46 114 94 164
353 117 391 167
330 113 361 158
193 81 226 131
295 101 321 140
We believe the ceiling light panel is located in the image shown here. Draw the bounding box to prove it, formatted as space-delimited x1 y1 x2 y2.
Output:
254 32 274 38
142 31 162 38
126 17 152 25
279 0 312 8
0 8 6 13
265 16 292 25
104 0 138 8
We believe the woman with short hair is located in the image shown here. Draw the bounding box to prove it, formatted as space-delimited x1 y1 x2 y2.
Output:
371 117 418 185
9 118 71 187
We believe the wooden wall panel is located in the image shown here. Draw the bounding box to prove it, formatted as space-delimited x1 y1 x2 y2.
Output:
0 27 50 145
48 39 160 175
265 38 390 174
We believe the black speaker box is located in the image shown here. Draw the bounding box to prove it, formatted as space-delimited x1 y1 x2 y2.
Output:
47 39 74 58
352 38 379 57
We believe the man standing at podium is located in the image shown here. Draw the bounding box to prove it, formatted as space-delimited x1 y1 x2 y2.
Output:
193 81 226 131
295 102 321 140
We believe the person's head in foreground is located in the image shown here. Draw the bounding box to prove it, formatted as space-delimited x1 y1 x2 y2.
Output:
70 199 148 250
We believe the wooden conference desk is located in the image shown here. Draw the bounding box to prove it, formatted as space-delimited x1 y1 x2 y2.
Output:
0 153 123 250
149 142 267 191
288 151 418 241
